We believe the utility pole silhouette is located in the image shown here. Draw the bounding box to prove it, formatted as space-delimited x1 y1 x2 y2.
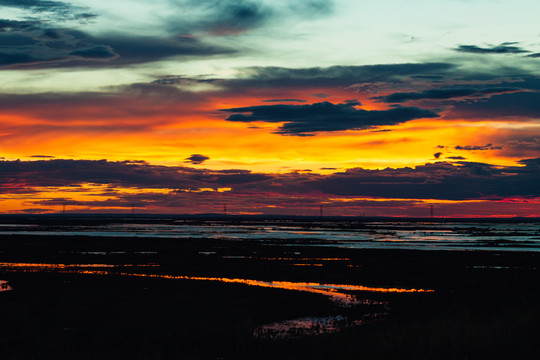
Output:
131 203 135 215
319 204 323 217
62 202 66 215
430 205 434 218
224 204 227 215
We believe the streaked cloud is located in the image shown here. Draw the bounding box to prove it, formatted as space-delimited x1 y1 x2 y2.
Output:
454 43 531 55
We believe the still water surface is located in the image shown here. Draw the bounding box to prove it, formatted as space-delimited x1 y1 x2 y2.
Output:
0 220 539 251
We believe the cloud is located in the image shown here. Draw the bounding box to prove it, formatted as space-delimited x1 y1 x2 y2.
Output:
2 158 540 203
376 87 525 103
454 43 530 55
224 63 455 90
261 99 307 103
446 90 540 120
446 156 466 160
433 152 442 159
166 0 333 36
0 82 212 143
69 45 117 60
0 0 334 70
99 35 234 66
0 159 271 190
0 0 96 21
185 154 210 165
0 6 235 69
221 100 439 135
30 155 55 158
455 144 503 151
0 27 235 68
310 160 540 200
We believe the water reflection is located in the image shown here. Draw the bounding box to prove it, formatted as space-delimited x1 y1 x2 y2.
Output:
253 313 386 339
0 220 538 251
0 262 433 306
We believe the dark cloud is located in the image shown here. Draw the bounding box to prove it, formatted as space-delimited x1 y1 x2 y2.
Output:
0 159 270 190
446 156 466 160
69 45 117 60
376 87 525 103
2 158 540 202
525 53 540 58
196 2 269 35
224 63 455 90
151 76 189 85
185 154 210 165
221 100 439 135
261 99 307 103
0 52 40 66
433 152 442 159
455 144 503 151
505 136 540 154
0 29 235 69
0 19 40 32
100 35 234 66
311 160 540 200
1 0 69 11
454 43 530 55
165 0 271 36
0 0 97 22
446 91 540 120
30 155 55 158
0 14 234 69
0 1 333 69
166 0 333 36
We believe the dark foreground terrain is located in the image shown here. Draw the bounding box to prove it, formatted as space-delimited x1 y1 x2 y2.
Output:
0 218 539 359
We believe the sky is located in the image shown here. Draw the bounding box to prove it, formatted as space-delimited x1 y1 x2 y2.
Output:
1 0 540 217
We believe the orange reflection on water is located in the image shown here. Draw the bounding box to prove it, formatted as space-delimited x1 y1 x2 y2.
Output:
0 262 117 268
71 270 434 306
0 262 433 306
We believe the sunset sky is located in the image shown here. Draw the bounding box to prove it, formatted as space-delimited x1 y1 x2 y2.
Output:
1 0 540 216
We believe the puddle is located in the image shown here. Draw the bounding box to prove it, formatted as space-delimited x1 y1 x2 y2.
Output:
253 313 387 339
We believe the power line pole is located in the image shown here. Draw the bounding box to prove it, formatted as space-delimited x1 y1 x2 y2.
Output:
224 203 227 215
430 205 434 218
320 204 323 217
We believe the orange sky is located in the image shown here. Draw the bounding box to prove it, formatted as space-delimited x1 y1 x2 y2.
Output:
1 1 540 216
